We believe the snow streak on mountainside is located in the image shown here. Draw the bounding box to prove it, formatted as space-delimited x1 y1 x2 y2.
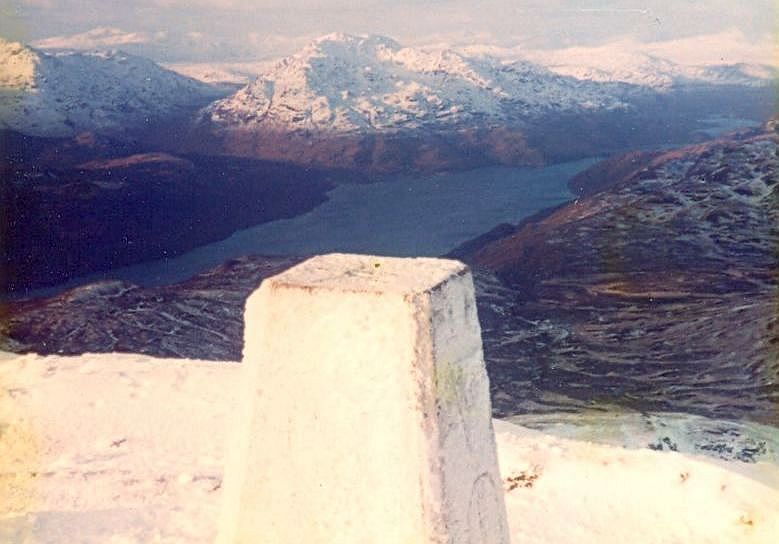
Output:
200 33 631 135
0 38 222 137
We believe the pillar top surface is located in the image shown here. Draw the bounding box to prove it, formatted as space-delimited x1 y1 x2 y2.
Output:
265 253 468 295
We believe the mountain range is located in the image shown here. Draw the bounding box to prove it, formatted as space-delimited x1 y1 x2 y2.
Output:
186 34 775 171
2 33 776 173
199 33 632 134
1 32 777 292
517 46 777 90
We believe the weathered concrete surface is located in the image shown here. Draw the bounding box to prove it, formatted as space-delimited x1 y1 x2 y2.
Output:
218 253 509 544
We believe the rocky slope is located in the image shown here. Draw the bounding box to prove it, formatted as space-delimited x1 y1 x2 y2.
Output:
467 126 779 426
0 38 223 137
4 259 778 465
0 130 336 293
0 256 301 360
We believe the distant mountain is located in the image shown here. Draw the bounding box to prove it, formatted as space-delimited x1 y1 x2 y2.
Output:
4 31 774 172
185 33 776 173
533 54 777 90
469 38 779 90
186 33 644 172
163 60 277 88
199 33 630 135
32 27 153 51
0 38 223 137
31 26 310 63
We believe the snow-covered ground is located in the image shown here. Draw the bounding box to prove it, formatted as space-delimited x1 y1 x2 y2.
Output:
2 351 778 543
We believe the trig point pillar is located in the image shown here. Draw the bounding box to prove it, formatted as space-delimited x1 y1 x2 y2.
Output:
217 253 510 544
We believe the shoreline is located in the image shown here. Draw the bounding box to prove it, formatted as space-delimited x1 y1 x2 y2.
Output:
5 158 595 303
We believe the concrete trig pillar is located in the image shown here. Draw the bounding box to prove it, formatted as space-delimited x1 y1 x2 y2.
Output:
217 253 510 544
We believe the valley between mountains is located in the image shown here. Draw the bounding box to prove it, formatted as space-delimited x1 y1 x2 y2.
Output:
1 33 775 293
1 32 778 451
4 121 778 439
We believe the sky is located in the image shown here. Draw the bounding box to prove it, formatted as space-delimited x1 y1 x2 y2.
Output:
0 0 776 62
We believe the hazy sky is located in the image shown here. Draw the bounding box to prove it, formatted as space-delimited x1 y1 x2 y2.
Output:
1 0 775 61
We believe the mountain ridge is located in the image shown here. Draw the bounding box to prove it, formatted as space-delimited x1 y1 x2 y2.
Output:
461 126 779 424
199 33 632 136
181 33 776 172
0 38 224 137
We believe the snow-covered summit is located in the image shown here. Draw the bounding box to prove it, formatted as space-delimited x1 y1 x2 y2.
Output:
201 33 629 135
2 351 778 543
0 38 222 137
306 32 401 55
32 26 152 51
519 45 778 89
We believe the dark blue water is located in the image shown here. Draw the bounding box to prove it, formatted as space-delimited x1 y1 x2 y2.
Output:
32 158 597 292
23 114 758 296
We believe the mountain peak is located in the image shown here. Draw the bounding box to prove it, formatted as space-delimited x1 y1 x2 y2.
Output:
301 32 402 59
0 39 41 89
311 32 400 48
201 35 628 136
0 40 220 137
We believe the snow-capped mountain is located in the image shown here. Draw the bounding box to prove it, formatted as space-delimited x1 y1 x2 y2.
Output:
31 26 312 63
200 33 776 139
200 33 630 135
187 33 775 173
0 38 223 137
518 47 778 90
